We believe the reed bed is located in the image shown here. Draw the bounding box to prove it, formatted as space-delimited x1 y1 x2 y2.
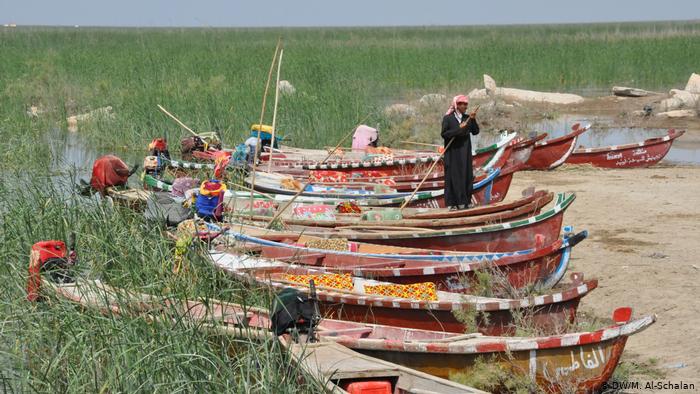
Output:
0 175 326 392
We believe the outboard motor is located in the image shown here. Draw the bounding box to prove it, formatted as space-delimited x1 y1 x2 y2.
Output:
181 132 222 158
27 234 77 302
148 137 170 160
270 281 321 342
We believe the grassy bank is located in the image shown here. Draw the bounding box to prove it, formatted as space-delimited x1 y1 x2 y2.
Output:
1 21 699 154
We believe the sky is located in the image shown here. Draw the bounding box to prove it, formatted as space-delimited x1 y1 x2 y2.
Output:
2 0 699 27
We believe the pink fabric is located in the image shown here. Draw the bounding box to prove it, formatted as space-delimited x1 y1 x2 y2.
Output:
351 125 378 150
444 95 469 115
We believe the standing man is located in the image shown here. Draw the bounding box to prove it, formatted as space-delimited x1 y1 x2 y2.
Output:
441 95 479 210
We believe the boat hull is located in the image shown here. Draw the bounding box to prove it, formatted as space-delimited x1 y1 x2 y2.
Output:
566 129 684 168
323 296 582 336
357 337 627 392
523 124 589 170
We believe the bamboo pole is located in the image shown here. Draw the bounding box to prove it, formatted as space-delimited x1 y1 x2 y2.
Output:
399 106 479 211
157 104 198 137
398 139 453 211
400 141 441 148
249 39 282 215
263 114 372 229
267 48 284 173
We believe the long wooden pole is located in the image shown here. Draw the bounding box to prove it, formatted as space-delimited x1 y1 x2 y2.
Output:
249 39 282 214
398 139 453 211
157 104 198 137
399 106 479 211
264 113 372 229
400 140 441 148
267 49 284 173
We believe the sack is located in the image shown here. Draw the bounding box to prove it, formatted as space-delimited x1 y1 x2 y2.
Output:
90 155 130 193
144 192 192 226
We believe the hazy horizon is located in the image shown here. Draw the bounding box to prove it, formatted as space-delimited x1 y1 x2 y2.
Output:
2 0 699 28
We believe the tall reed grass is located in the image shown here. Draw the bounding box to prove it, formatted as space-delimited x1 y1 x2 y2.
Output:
1 21 699 155
0 174 324 392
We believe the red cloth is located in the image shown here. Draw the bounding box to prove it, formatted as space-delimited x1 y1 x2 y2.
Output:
445 94 469 115
90 155 130 192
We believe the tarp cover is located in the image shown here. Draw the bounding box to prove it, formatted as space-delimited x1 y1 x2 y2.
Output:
351 125 378 150
90 155 130 192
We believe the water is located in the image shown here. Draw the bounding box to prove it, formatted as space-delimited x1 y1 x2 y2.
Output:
48 129 145 188
528 115 699 165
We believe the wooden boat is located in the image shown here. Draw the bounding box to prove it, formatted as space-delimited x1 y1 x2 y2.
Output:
244 168 505 208
105 187 150 211
210 252 597 336
143 173 446 209
263 132 516 170
39 278 483 394
523 123 590 170
215 229 587 292
252 192 576 252
146 172 550 221
329 307 655 393
565 129 685 168
511 132 548 165
35 265 645 394
236 190 553 230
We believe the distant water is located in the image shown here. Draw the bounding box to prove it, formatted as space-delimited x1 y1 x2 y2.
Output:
476 115 698 165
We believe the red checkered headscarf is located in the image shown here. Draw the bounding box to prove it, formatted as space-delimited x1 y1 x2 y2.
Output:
445 95 469 115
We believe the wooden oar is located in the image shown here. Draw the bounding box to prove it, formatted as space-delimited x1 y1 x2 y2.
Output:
249 39 282 216
157 104 198 137
267 48 284 173
399 105 480 212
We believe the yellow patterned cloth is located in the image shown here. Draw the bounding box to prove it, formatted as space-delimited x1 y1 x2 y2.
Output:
304 238 349 251
284 273 354 291
364 282 438 301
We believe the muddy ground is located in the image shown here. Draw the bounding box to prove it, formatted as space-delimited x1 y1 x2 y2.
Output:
497 94 700 392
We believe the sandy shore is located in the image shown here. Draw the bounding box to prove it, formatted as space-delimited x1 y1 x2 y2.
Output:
509 161 700 391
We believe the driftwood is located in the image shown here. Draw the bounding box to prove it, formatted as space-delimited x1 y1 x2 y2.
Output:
656 109 698 118
469 75 584 105
612 86 657 97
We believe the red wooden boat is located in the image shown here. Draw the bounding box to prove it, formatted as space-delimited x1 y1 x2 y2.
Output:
511 132 548 165
238 190 553 230
329 307 655 393
211 252 596 336
35 276 482 393
220 229 587 292
523 123 590 170
269 192 576 252
565 129 685 168
44 277 652 393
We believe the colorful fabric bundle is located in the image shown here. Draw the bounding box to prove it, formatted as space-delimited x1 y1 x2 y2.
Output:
336 201 362 214
309 170 348 183
213 154 231 179
364 282 438 301
284 273 354 291
280 177 303 191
